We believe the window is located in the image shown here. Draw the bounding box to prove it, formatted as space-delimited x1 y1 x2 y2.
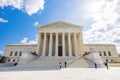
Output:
8 59 10 62
13 59 15 62
19 51 22 56
108 51 111 56
104 51 106 56
99 51 102 56
15 51 17 56
10 52 13 56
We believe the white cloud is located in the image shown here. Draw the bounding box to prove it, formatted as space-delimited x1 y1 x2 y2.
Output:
0 18 8 23
21 35 37 44
33 21 40 26
24 0 44 15
0 0 45 15
0 50 3 55
28 40 37 44
28 35 37 44
0 0 24 9
21 37 28 44
84 0 120 53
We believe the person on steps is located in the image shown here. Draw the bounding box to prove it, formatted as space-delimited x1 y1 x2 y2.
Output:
65 61 67 68
95 63 97 69
59 62 61 68
104 62 109 69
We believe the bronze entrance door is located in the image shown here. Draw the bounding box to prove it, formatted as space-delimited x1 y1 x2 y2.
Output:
58 46 62 56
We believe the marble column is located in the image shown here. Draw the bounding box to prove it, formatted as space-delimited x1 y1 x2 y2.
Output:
42 33 47 57
68 33 72 57
49 33 53 57
55 33 58 57
74 33 78 56
62 33 65 57
37 33 41 56
79 32 83 56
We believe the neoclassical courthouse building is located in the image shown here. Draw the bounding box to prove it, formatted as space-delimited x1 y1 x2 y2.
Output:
1 21 120 68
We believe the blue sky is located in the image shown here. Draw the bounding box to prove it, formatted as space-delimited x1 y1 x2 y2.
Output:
0 0 120 54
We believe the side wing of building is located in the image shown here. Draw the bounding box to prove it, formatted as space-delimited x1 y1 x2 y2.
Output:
83 44 119 62
4 44 37 63
3 43 120 64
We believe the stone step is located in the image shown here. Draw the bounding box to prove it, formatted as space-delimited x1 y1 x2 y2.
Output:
17 57 77 68
68 57 94 68
16 57 97 68
17 61 60 68
17 52 105 68
68 57 105 68
0 63 13 67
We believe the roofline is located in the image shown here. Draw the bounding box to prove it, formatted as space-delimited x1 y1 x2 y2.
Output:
6 43 115 46
37 21 83 29
84 43 115 46
6 44 37 46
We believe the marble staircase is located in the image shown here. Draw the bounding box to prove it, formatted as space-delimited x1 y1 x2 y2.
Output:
17 52 105 68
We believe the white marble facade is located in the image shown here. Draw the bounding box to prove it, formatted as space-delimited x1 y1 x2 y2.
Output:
3 21 119 64
37 21 84 58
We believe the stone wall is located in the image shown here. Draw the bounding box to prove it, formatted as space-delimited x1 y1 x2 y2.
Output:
83 44 119 62
3 43 119 64
4 44 37 64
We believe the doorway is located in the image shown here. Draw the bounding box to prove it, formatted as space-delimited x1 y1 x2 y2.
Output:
58 46 62 56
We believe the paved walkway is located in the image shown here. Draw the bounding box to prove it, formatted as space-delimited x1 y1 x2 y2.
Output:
0 67 120 80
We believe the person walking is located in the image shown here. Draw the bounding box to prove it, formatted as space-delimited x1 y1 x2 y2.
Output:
105 62 109 69
94 63 97 69
65 61 67 68
59 62 62 68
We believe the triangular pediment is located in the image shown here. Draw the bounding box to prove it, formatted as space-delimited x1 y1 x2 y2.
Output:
37 21 83 32
37 21 82 29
